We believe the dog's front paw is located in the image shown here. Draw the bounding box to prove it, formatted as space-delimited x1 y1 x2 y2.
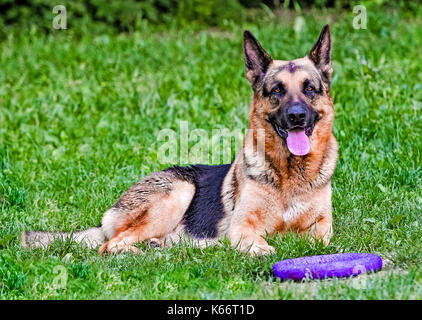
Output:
246 243 276 256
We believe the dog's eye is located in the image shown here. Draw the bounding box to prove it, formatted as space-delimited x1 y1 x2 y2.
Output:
272 86 285 95
306 85 315 92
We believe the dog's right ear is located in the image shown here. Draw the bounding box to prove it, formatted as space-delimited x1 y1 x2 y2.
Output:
243 30 272 91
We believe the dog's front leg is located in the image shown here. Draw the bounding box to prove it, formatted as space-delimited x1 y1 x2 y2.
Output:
228 221 276 256
303 213 333 245
223 181 276 255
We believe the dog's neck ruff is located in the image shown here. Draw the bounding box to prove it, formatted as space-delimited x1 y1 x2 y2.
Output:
241 128 337 191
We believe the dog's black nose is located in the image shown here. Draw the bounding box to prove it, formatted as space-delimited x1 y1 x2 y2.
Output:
287 103 307 125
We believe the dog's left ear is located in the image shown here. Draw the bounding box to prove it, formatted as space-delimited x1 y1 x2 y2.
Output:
243 30 272 91
308 24 332 84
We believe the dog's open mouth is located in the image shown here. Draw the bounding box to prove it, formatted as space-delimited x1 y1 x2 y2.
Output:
272 123 314 156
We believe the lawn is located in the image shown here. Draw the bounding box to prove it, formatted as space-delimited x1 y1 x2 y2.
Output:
0 6 421 299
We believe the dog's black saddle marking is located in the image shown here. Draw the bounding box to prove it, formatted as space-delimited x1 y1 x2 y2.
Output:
165 164 231 239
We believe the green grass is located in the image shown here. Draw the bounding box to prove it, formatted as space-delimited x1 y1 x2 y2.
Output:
1 7 422 299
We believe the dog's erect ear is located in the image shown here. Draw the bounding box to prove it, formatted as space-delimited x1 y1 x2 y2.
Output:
308 24 332 84
243 30 272 91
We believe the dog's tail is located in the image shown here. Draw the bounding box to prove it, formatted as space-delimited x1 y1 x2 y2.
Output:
21 225 105 249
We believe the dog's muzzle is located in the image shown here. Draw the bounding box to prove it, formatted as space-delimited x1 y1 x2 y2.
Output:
268 102 320 156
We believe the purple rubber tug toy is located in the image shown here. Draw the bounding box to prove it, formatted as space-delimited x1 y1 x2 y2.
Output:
273 253 383 281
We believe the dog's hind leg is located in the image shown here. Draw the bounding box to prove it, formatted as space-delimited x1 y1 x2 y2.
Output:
99 180 195 254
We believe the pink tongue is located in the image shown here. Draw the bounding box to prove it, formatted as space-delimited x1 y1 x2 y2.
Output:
286 130 310 156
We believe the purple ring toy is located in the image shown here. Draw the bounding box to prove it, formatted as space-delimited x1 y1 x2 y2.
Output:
273 253 383 281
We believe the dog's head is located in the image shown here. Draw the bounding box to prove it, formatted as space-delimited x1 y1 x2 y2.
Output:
244 25 334 157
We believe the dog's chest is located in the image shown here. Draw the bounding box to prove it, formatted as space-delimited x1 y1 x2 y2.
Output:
261 188 314 231
279 199 310 223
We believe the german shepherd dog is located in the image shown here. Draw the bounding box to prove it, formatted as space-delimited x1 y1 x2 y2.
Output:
23 25 338 255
